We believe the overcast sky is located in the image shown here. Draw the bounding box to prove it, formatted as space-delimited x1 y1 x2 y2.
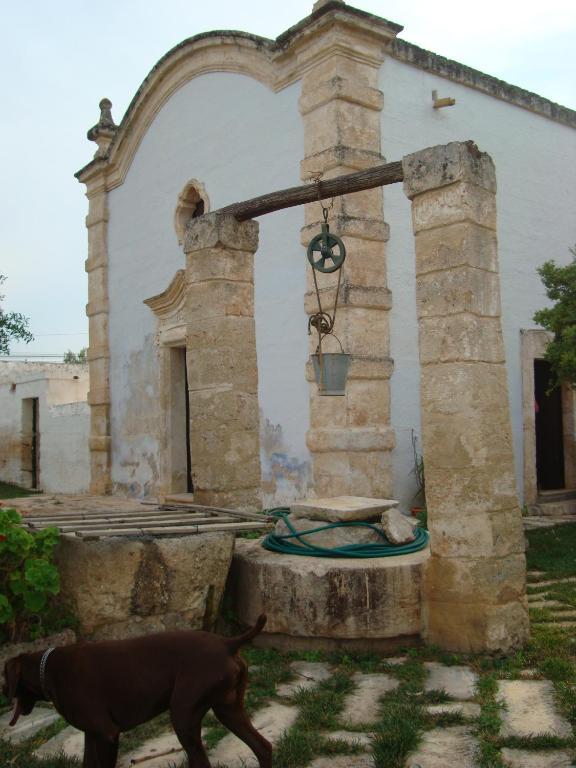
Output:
1 0 575 360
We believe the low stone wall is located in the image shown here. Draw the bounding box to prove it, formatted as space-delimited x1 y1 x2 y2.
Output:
229 538 429 651
0 630 77 690
55 532 235 641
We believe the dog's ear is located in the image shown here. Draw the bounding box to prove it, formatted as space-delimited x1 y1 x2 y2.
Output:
3 657 22 701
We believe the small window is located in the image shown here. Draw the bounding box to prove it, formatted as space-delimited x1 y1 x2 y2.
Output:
174 180 209 245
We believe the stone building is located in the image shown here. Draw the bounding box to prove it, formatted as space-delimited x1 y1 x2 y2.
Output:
0 362 90 494
76 0 576 511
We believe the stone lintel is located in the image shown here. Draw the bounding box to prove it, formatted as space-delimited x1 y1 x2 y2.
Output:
307 425 395 453
291 495 398 521
301 146 386 177
402 141 496 200
299 77 383 115
301 216 389 244
184 213 258 254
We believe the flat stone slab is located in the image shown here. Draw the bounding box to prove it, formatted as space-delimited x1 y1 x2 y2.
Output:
119 732 184 768
498 680 572 738
34 725 84 759
308 756 375 768
276 661 332 697
424 663 478 700
426 702 481 718
501 748 573 767
274 515 384 549
340 673 399 726
291 496 398 522
0 707 61 743
209 702 297 767
406 726 479 767
322 730 373 749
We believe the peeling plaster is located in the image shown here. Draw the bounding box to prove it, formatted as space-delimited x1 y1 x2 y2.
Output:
260 415 311 507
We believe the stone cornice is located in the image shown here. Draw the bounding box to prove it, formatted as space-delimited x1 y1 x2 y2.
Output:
390 38 576 130
144 270 186 318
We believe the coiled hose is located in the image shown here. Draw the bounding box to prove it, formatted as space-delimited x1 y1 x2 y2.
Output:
261 507 429 558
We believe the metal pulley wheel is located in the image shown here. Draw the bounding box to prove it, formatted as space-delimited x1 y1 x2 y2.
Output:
307 223 346 273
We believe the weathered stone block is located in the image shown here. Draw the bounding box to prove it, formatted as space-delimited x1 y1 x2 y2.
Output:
184 213 258 253
403 141 497 200
307 426 395 453
275 515 385 547
381 507 416 544
186 250 254 283
186 281 254 319
416 267 501 318
230 538 428 644
424 464 518 517
411 182 497 233
55 532 235 639
414 221 498 275
291 495 398 521
419 314 505 364
422 554 527 605
428 508 525 558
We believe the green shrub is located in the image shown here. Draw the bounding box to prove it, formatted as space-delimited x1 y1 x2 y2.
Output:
0 508 72 642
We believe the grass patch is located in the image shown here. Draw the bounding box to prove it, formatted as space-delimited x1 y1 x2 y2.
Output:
526 524 576 578
117 712 172 756
372 698 423 768
0 481 42 500
0 737 81 768
498 734 574 750
475 674 505 768
291 672 354 730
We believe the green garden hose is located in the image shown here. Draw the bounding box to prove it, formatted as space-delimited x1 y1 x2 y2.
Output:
262 507 429 558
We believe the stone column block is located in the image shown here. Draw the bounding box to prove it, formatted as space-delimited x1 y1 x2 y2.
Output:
402 142 528 652
184 214 261 511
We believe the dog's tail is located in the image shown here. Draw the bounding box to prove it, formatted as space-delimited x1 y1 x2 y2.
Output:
225 614 267 653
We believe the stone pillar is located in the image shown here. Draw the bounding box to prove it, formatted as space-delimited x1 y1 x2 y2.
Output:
84 181 112 495
298 8 400 497
402 141 529 652
183 213 261 511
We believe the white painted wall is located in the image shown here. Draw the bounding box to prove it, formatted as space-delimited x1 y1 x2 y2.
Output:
0 362 90 493
107 72 310 502
380 55 576 506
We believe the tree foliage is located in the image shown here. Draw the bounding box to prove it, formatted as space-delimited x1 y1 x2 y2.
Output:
63 347 87 364
0 275 33 355
533 247 576 389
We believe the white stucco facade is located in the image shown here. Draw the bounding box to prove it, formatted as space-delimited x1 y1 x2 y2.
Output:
380 55 576 507
107 73 310 501
0 363 90 494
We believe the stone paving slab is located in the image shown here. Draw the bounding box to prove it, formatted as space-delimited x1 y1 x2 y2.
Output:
33 724 84 760
209 702 298 767
424 663 478 700
498 680 572 738
340 673 399 726
307 756 375 768
0 707 61 743
426 702 481 719
501 747 573 767
119 731 184 768
384 656 407 666
322 730 372 749
406 725 479 767
530 577 576 587
276 661 332 697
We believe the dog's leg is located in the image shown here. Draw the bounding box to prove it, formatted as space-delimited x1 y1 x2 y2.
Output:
212 703 272 768
83 732 119 768
170 700 211 768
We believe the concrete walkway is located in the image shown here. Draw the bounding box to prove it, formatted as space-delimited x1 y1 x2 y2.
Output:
1 572 574 767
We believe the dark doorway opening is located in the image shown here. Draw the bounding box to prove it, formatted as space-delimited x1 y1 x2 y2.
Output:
184 353 193 493
535 359 565 491
22 397 40 489
169 347 193 494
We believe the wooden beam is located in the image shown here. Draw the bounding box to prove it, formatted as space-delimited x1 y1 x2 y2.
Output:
218 160 404 221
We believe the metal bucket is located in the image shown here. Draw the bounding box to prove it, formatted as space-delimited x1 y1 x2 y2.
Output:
311 352 351 396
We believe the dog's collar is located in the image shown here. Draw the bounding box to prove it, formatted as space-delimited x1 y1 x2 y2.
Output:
39 647 56 700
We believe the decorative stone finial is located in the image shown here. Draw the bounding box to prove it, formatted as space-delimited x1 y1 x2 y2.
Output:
87 98 117 159
312 0 345 12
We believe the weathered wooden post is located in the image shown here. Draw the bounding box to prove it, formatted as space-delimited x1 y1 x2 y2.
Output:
402 141 529 651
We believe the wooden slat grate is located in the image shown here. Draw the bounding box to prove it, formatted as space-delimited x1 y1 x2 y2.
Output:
20 501 273 540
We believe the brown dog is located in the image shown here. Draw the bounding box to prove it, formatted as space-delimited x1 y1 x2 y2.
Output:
2 615 271 768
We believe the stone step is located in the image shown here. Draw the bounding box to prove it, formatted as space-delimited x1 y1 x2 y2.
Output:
497 680 572 738
406 725 479 767
276 661 332 697
208 702 298 768
340 673 399 727
501 747 573 767
33 724 84 760
424 663 478 701
0 707 61 744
